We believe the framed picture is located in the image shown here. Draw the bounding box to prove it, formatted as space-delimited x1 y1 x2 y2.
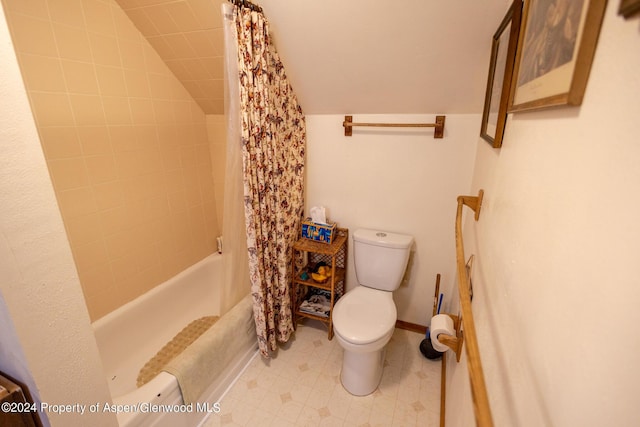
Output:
480 0 522 148
619 0 640 18
509 0 607 112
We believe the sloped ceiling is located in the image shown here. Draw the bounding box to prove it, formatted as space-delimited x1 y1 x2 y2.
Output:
117 0 510 115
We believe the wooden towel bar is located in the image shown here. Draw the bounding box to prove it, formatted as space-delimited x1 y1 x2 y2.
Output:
342 115 446 138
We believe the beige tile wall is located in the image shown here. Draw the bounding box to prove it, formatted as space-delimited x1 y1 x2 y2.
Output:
206 115 226 229
114 0 226 114
2 0 221 321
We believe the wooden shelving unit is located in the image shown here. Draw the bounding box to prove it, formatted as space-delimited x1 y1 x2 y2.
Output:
291 228 348 339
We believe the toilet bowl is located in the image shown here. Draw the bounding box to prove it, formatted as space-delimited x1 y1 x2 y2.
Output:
332 229 413 396
333 286 396 395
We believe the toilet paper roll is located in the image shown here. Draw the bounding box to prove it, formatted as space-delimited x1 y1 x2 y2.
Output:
430 314 455 352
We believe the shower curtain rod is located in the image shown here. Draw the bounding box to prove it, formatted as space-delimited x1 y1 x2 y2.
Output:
229 0 263 13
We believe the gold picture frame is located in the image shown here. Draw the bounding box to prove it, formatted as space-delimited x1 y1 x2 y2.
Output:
509 0 607 112
619 0 640 18
480 0 522 148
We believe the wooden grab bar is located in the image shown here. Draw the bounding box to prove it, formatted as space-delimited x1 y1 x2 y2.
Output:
454 189 493 427
343 115 445 138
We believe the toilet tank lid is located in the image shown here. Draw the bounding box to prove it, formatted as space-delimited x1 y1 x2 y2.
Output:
353 229 413 249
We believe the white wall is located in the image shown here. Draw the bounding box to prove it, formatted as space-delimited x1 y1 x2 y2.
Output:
447 3 640 426
260 0 507 114
0 7 116 426
305 114 479 324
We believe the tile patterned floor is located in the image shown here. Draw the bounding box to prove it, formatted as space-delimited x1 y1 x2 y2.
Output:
204 320 441 427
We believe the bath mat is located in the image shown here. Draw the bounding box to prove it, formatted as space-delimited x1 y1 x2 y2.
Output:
137 316 219 388
163 294 256 404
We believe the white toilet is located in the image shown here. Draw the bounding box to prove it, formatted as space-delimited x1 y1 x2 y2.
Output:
332 228 413 396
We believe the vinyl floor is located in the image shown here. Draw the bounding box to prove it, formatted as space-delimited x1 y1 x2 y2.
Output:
203 319 441 427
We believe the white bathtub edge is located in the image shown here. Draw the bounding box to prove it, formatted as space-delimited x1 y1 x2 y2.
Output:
196 344 259 427
114 339 259 427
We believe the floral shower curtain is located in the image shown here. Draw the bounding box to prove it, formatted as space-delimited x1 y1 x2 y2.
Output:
231 3 306 357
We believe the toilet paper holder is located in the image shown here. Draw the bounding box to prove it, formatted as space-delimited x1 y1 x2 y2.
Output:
428 274 464 362
436 314 464 362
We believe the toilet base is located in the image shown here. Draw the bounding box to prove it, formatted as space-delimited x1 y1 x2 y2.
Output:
340 347 386 396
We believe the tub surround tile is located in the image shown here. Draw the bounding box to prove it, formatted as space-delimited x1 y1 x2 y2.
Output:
3 0 221 322
95 64 128 97
83 0 117 37
29 92 76 126
19 53 67 92
3 0 49 20
69 94 107 126
119 40 147 71
39 126 83 159
83 284 121 321
62 59 101 94
7 13 57 56
47 156 90 191
78 262 115 299
47 0 85 29
53 22 94 62
57 186 99 218
163 1 200 32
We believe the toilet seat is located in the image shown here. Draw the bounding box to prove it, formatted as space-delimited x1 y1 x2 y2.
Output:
333 286 397 345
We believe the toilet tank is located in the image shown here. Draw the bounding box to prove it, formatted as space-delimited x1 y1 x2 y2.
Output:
353 229 413 292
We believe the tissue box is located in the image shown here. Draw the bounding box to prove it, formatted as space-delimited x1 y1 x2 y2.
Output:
301 218 337 244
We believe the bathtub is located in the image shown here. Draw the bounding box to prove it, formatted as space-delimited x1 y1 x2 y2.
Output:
92 253 258 427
